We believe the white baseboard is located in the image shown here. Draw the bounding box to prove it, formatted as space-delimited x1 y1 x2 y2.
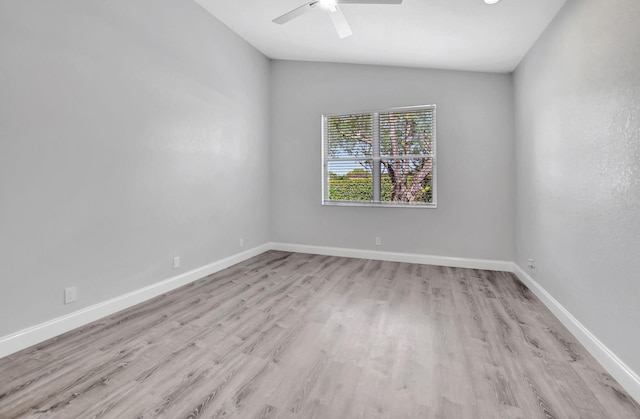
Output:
270 242 514 272
0 243 271 359
513 264 640 404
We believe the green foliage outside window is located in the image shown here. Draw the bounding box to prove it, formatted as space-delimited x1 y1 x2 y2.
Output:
328 174 433 203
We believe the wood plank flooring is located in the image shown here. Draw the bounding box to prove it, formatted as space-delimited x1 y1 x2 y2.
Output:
1 251 639 418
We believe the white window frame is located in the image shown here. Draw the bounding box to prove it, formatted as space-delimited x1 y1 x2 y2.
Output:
321 105 437 208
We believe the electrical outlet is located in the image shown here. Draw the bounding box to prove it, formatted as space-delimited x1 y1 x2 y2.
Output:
239 237 244 247
64 287 77 304
173 256 180 269
527 258 536 274
375 236 382 246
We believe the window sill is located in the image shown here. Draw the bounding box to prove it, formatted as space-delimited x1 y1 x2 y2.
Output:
322 200 437 209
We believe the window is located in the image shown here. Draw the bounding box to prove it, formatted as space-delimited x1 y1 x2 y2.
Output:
322 105 436 208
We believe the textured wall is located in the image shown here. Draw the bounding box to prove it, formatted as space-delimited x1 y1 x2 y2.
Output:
514 0 640 373
0 0 270 336
270 60 515 261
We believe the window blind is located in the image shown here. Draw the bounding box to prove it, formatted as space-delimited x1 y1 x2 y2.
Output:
322 105 436 207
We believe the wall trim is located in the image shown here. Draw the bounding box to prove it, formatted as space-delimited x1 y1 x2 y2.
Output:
0 243 271 359
513 264 640 404
270 242 514 271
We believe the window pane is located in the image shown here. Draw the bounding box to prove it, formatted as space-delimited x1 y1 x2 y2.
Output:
326 114 373 158
380 110 434 156
327 161 373 202
380 158 433 203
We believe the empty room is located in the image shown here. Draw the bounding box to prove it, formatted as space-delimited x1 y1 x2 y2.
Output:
1 0 639 417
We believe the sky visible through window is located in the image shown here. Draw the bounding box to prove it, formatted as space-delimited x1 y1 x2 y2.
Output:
329 161 363 175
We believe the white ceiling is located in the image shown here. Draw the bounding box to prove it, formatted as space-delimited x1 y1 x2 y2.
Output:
194 0 566 73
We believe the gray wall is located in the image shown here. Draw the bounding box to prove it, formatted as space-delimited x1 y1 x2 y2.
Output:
514 0 640 373
0 1 270 336
270 60 515 261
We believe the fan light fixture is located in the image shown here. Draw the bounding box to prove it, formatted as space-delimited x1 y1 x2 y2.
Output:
272 0 403 39
319 0 338 10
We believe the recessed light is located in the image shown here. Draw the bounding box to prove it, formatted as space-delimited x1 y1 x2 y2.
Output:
484 0 500 4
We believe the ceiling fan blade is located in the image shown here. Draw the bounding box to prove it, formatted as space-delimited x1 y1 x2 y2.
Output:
338 0 402 4
328 5 353 39
272 1 317 25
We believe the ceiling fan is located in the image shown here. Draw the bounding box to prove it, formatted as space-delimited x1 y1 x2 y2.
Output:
272 0 403 39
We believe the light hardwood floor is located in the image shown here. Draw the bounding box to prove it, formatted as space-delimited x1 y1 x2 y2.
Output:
1 251 639 418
